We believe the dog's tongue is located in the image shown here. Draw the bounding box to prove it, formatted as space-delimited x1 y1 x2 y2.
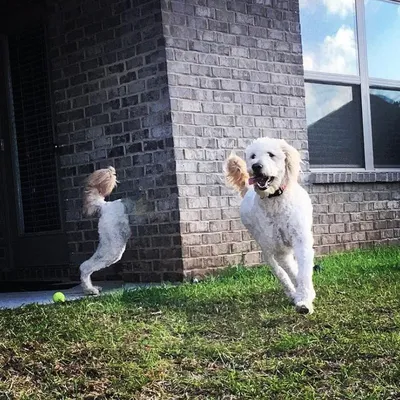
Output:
248 177 257 185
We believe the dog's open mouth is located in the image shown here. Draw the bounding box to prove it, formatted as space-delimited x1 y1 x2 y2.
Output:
248 175 275 191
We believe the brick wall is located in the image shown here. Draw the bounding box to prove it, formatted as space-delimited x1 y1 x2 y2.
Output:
310 182 400 255
48 0 182 282
162 0 307 276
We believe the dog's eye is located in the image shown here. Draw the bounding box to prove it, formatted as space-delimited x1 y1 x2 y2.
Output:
268 152 275 158
250 154 256 159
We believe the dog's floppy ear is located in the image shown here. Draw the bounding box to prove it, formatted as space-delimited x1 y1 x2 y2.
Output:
85 166 117 197
280 140 301 186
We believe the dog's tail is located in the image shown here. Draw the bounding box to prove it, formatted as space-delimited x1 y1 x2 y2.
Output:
83 166 117 216
224 153 249 198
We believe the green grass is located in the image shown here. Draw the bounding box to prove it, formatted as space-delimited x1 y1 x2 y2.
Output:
1 246 400 399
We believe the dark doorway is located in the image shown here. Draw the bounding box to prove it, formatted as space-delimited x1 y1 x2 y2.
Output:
0 3 69 274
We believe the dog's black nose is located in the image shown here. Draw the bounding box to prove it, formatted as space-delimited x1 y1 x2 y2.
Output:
252 163 263 173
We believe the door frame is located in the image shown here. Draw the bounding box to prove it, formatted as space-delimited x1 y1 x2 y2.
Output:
0 35 24 236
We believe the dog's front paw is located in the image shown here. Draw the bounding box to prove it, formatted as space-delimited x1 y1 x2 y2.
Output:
284 289 296 303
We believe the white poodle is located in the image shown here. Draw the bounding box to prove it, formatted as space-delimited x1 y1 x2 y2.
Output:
79 166 133 295
225 137 316 314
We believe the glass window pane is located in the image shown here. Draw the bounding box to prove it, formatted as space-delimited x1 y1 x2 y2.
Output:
299 0 358 75
370 88 400 168
365 0 400 81
305 82 364 168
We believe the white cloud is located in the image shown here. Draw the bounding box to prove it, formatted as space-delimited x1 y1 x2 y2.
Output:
321 25 357 74
299 0 320 14
299 0 312 9
323 0 354 18
300 0 354 19
303 54 315 70
303 25 357 75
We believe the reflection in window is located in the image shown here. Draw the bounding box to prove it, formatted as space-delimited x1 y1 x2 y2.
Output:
365 0 400 81
370 89 400 168
299 0 358 75
305 82 364 167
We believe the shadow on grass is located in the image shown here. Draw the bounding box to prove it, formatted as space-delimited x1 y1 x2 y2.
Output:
116 266 298 330
116 246 400 325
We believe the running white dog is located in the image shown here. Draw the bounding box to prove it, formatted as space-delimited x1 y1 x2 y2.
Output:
79 166 133 295
225 138 316 314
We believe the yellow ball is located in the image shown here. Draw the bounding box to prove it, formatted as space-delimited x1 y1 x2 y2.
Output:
53 292 66 303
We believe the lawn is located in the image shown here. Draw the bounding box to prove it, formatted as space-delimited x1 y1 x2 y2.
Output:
1 247 400 399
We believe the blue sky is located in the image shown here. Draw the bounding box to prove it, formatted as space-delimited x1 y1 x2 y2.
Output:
300 0 400 124
300 0 358 75
365 0 400 82
299 0 400 81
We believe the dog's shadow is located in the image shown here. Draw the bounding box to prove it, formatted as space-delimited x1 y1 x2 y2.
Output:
118 278 293 333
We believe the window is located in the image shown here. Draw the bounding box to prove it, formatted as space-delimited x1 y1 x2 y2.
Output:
300 0 400 170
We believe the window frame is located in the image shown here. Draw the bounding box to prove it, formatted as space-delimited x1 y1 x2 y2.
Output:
303 0 400 173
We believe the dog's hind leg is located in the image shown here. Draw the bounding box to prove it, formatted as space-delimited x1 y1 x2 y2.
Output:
80 243 126 295
80 258 105 296
263 252 296 302
275 252 298 287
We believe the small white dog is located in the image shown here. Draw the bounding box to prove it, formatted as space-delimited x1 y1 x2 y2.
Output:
79 166 133 295
225 137 316 314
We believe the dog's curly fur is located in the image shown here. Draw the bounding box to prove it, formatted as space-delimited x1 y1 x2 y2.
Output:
225 138 316 314
80 166 133 295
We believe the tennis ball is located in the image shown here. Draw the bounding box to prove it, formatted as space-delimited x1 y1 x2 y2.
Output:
53 292 66 303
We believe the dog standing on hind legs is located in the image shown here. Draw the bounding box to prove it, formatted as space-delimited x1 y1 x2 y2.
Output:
80 166 133 295
225 137 316 314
